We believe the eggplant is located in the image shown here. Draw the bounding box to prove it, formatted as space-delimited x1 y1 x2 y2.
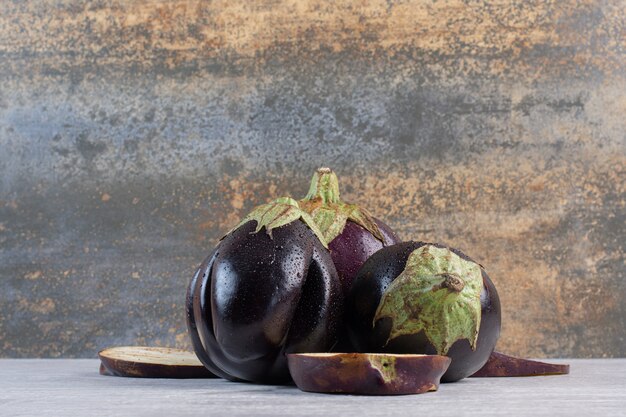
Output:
298 168 400 351
186 197 343 384
299 168 400 294
346 241 501 382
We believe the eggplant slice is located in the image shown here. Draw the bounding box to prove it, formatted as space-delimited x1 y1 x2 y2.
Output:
287 353 450 395
470 351 570 377
99 346 216 378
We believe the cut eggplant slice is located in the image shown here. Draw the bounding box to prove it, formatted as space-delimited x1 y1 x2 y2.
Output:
287 353 450 395
470 351 569 377
99 346 216 378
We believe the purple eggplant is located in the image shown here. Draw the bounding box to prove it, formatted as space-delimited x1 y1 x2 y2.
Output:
346 241 501 382
186 197 343 384
299 168 400 294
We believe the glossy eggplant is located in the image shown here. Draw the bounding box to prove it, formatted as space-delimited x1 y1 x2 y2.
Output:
346 241 501 382
299 168 400 294
186 197 343 384
298 168 400 352
328 220 400 294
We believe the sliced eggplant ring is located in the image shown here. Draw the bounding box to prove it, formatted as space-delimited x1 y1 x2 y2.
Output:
99 346 216 378
287 353 450 395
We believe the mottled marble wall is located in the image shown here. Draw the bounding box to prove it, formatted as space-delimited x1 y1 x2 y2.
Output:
0 0 624 358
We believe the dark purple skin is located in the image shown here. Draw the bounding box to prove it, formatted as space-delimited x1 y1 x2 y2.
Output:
328 218 399 352
346 241 501 382
329 218 400 295
186 220 343 384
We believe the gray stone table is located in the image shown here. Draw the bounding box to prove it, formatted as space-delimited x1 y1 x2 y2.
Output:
0 359 624 416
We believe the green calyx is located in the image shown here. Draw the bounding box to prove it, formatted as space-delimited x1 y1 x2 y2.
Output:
373 245 483 355
228 196 329 248
299 167 385 244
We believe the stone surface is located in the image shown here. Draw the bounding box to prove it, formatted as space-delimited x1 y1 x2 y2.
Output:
0 1 624 358
0 359 624 416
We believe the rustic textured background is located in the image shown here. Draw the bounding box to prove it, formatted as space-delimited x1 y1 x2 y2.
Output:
0 0 624 359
